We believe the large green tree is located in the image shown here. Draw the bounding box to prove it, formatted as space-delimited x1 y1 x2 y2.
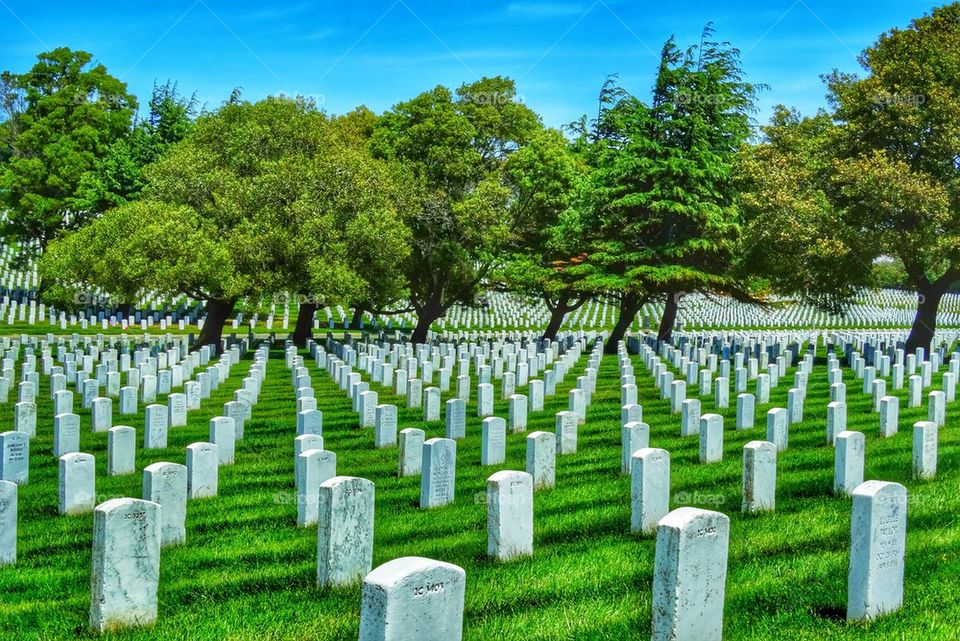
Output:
736 107 874 314
740 4 960 354
582 29 759 350
497 127 592 340
42 95 413 351
77 81 198 213
371 76 541 344
0 48 136 256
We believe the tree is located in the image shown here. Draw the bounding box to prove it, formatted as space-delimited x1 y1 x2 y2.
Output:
497 127 591 340
740 5 960 354
0 48 136 257
278 113 416 346
77 81 198 213
325 107 415 335
736 107 873 314
371 76 541 344
42 95 414 351
827 3 960 353
582 28 760 351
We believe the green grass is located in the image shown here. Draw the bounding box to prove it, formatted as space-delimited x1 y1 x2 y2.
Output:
0 338 958 640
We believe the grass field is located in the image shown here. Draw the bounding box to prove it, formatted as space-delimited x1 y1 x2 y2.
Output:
0 336 958 640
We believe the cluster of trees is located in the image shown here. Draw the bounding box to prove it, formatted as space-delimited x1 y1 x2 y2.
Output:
1 4 959 354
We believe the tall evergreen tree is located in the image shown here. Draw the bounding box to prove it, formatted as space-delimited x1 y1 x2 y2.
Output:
582 28 760 350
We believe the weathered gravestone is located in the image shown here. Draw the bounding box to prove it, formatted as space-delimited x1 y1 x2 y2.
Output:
209 416 236 465
0 431 29 484
699 414 723 463
58 452 95 515
317 476 375 588
834 431 865 496
91 397 112 433
0 480 15 565
912 421 938 479
481 417 506 466
143 405 168 450
555 410 578 455
398 428 424 477
444 398 466 440
53 412 80 457
168 393 187 427
296 449 337 527
420 438 456 508
89 498 161 633
142 462 187 547
487 470 533 561
375 404 397 449
525 431 555 490
186 442 219 498
631 448 670 535
358 556 466 641
847 481 907 622
622 421 650 475
106 426 135 476
742 441 776 513
651 507 730 641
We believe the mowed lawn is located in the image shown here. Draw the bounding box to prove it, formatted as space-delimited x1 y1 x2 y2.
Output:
0 339 958 640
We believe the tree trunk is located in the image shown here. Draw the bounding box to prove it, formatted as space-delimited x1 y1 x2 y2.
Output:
410 305 442 345
543 306 567 342
117 302 133 319
542 295 588 341
658 291 681 343
905 286 944 355
193 298 235 354
605 294 640 354
350 306 366 329
292 301 317 347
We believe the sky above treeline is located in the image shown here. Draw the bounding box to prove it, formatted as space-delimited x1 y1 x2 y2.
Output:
0 0 938 129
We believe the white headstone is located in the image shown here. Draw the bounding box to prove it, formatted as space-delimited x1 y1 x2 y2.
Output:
89 498 161 632
186 442 219 498
142 462 187 546
58 452 95 515
317 476 375 587
631 448 670 535
834 431 865 496
651 507 730 641
847 481 907 622
420 438 456 508
358 556 466 641
525 431 556 490
398 428 424 477
487 470 533 561
742 441 776 513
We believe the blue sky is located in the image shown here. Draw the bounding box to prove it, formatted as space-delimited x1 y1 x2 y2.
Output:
0 0 938 128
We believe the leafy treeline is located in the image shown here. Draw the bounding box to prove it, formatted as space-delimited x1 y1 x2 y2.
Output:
2 5 959 353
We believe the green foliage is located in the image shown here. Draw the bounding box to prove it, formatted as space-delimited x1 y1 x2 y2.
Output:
0 48 136 253
41 95 413 319
736 107 873 314
826 3 960 293
76 81 199 212
371 77 542 333
581 28 759 302
498 127 593 306
740 4 960 345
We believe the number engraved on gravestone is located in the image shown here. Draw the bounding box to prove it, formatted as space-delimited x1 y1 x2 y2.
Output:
412 582 445 597
123 511 146 520
696 526 717 537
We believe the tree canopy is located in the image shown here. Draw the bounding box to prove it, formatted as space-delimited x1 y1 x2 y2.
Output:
0 48 137 256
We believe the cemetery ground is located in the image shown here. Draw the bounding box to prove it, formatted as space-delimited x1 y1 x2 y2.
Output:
1 341 958 640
